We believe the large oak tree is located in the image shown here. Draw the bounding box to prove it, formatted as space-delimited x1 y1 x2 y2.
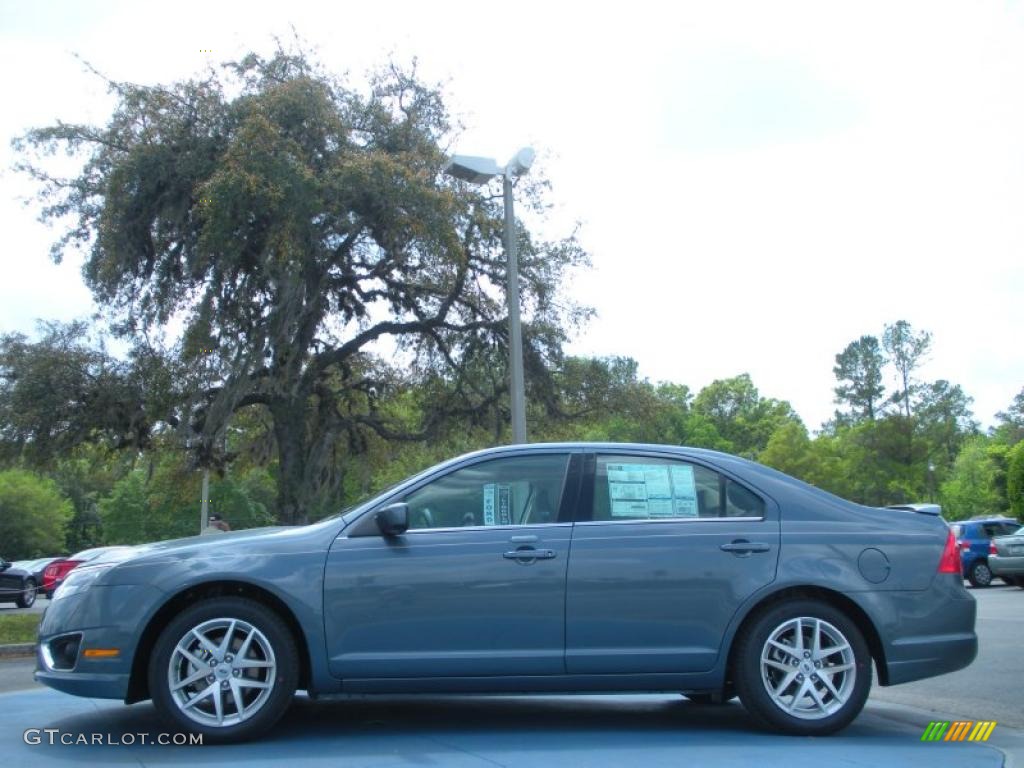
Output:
15 50 588 523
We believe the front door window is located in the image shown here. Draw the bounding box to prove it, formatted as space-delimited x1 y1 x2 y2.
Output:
403 454 570 529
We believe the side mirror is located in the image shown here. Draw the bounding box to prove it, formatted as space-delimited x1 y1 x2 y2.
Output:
0 560 9 571
375 503 409 537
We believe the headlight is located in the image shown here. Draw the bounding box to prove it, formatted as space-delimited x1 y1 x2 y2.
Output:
53 563 116 601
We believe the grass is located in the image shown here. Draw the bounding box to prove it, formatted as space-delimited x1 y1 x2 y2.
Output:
0 614 40 645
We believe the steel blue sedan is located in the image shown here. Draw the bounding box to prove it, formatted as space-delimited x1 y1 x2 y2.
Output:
35 443 977 741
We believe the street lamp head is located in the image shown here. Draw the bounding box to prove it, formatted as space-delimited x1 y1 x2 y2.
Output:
506 147 535 176
444 154 502 184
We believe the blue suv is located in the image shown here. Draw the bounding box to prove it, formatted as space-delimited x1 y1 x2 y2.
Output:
950 517 1021 587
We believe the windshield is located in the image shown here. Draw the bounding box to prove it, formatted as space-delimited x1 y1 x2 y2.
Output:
315 481 401 523
315 462 447 523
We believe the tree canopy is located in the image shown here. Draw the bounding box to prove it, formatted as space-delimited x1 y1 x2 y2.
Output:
15 50 588 523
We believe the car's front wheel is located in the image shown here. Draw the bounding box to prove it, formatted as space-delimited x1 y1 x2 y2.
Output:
149 597 299 742
967 561 993 588
16 579 36 609
733 600 871 735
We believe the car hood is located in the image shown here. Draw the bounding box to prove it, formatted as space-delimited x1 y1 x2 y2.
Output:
98 526 296 563
101 518 349 569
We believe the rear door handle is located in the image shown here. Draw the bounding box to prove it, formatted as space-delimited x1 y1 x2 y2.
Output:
720 541 771 555
503 549 556 561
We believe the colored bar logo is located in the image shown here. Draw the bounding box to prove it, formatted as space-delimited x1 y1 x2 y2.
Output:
921 721 996 742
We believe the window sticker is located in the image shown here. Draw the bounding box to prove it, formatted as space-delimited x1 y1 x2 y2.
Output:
606 461 698 518
483 484 511 526
607 463 672 517
670 464 698 517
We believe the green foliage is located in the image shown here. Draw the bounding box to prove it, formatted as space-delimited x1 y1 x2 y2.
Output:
0 469 73 559
0 322 175 464
99 454 279 545
98 472 154 545
692 374 801 458
833 335 885 422
1007 441 1024 518
51 443 125 552
993 387 1024 446
761 422 815 479
882 320 932 418
915 380 978 465
940 437 1002 520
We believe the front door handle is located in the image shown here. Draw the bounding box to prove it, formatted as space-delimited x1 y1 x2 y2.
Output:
720 540 771 555
503 548 556 561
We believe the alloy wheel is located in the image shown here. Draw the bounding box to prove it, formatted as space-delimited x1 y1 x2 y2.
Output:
759 616 857 720
167 617 277 728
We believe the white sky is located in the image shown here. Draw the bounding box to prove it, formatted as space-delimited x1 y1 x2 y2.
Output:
0 0 1021 432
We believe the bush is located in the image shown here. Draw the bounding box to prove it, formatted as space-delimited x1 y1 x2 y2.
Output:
1007 441 1024 518
0 469 73 559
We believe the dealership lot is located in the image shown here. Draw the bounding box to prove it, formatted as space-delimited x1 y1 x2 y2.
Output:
0 685 1017 767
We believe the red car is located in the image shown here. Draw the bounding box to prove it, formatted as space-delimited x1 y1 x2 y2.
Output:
42 547 133 597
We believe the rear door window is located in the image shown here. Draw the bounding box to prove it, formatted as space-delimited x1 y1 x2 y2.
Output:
591 455 764 521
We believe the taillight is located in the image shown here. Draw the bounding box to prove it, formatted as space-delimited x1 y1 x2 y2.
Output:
989 541 998 556
938 529 962 574
42 564 58 589
959 540 970 551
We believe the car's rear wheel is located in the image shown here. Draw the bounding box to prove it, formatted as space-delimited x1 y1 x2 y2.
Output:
733 600 871 735
967 561 993 588
15 579 36 609
149 597 298 742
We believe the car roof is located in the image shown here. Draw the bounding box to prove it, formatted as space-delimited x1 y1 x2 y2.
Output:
443 441 749 463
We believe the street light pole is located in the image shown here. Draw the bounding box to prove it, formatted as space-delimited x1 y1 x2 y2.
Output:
503 173 527 444
444 148 535 445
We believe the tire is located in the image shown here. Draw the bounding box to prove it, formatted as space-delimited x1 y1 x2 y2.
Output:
967 561 993 588
733 600 872 735
15 579 37 609
149 597 299 743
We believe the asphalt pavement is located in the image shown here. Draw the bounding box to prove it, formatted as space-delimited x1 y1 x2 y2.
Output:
1 688 1019 768
0 596 49 616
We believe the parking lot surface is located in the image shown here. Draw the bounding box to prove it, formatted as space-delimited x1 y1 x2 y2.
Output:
1 688 1019 767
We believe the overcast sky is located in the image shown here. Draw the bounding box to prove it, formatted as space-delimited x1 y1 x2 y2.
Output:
1 0 1021 432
